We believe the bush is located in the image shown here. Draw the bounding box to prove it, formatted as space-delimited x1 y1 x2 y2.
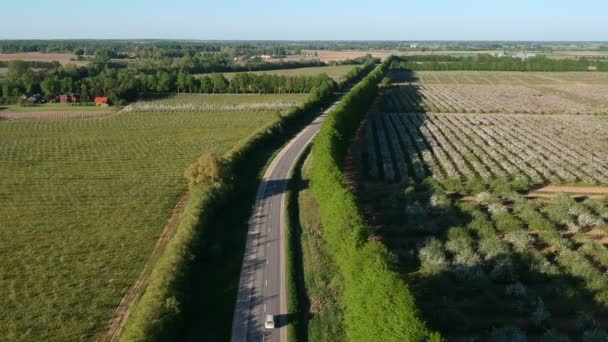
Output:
540 329 571 342
184 153 229 190
493 211 523 233
489 326 527 342
505 282 527 298
419 238 449 274
478 237 508 260
504 230 532 253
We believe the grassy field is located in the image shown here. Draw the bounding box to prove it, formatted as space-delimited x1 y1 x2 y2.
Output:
0 104 114 112
195 65 356 82
0 96 290 340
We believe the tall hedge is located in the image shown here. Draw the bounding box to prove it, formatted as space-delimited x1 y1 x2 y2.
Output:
310 58 437 341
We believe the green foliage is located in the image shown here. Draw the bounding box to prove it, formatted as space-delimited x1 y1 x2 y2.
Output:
395 54 601 72
184 153 229 190
492 211 523 233
310 58 435 341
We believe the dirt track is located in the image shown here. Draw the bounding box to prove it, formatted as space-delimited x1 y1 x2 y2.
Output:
534 185 608 194
100 194 189 342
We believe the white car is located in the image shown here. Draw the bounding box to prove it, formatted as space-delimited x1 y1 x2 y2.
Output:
264 314 275 329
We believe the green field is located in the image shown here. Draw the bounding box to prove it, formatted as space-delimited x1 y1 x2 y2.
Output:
195 65 356 81
0 97 287 340
0 103 114 112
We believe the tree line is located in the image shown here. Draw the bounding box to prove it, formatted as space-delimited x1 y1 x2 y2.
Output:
0 54 370 105
393 54 608 72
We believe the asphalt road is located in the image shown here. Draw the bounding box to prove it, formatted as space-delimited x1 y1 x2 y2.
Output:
230 99 340 342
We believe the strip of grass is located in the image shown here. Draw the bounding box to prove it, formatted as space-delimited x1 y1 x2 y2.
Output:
298 152 347 341
0 103 114 111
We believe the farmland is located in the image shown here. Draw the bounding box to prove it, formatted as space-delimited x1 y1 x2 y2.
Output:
0 104 116 120
0 94 293 340
352 68 608 339
196 65 356 82
385 71 608 115
0 52 86 66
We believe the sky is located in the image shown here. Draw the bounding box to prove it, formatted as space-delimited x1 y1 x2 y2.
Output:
1 0 607 41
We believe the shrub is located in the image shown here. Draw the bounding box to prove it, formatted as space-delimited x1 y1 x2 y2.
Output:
419 238 449 274
540 329 571 342
504 230 532 253
505 282 527 298
183 153 229 190
479 237 508 260
493 211 523 233
583 329 608 342
489 326 527 342
531 298 551 327
489 255 518 283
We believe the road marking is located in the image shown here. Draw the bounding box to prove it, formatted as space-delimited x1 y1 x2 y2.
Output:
267 260 269 265
264 303 266 312
265 279 268 287
267 242 269 247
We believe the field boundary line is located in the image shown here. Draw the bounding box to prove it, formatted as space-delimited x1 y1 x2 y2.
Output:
99 193 189 342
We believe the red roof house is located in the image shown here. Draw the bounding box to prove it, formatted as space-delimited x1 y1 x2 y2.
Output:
94 97 109 106
59 93 79 104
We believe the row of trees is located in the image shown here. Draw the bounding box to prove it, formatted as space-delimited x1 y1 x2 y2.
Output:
0 67 337 105
394 54 608 72
0 48 373 105
310 57 438 341
0 55 347 105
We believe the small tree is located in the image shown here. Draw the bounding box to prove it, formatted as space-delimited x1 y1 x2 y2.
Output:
184 153 229 190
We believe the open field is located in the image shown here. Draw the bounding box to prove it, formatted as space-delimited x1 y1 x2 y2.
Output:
0 104 117 120
195 65 356 82
360 112 608 184
0 96 289 340
0 52 87 66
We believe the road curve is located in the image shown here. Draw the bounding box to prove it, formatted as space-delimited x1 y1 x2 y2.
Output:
230 99 340 342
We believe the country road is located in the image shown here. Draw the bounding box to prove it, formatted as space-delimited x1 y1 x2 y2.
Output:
230 98 341 342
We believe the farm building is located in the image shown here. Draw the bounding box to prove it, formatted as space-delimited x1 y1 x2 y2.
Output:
94 97 109 106
59 93 79 104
